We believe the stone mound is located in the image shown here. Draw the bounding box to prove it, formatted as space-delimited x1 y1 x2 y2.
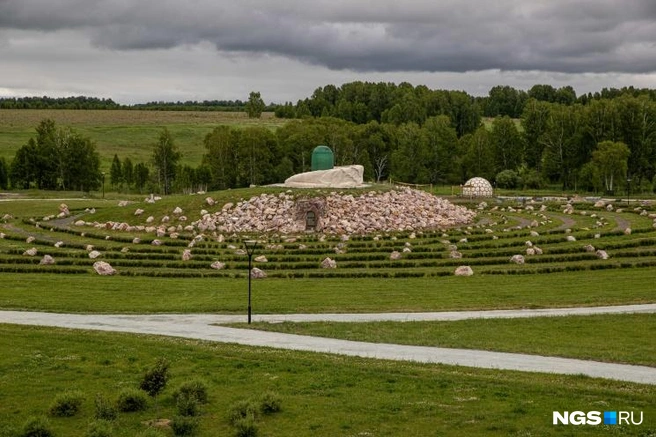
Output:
193 188 475 235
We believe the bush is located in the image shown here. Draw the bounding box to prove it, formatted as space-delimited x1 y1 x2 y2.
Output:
176 392 200 417
170 415 199 436
94 394 118 421
140 357 170 398
48 390 85 417
233 416 259 437
19 416 54 437
259 391 282 414
86 420 113 437
227 399 259 426
116 388 148 412
495 169 519 189
172 380 208 404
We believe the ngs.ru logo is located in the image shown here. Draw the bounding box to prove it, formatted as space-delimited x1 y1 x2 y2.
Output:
553 410 643 425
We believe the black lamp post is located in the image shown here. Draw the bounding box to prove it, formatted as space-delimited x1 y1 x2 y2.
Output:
626 177 632 207
244 239 258 324
101 172 106 199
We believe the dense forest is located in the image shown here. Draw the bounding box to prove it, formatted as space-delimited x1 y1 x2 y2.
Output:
1 82 656 194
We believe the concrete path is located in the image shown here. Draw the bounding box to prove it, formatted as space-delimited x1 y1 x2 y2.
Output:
1 305 655 385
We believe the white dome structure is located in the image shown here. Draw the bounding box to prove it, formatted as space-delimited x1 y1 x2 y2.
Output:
462 177 493 197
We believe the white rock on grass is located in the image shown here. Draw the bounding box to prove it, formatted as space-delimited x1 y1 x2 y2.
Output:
173 207 183 215
254 255 268 263
402 247 412 253
624 228 632 235
210 261 225 270
526 248 536 256
151 239 162 246
205 197 215 206
583 244 596 252
134 209 144 216
121 247 130 253
596 250 610 260
26 236 35 244
23 247 38 256
88 250 101 259
533 247 543 255
132 237 141 244
449 251 462 259
93 261 116 275
118 200 129 207
510 254 525 264
0 232 5 239
454 265 474 276
530 231 539 237
321 257 337 269
390 251 402 260
40 254 55 265
566 236 577 242
250 267 266 279
182 249 192 261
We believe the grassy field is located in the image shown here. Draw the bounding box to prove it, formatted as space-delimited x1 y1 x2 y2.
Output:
1 188 655 435
0 270 654 314
237 313 656 366
0 325 654 437
0 109 287 170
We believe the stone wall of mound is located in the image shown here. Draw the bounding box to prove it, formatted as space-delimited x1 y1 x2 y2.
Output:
194 188 475 235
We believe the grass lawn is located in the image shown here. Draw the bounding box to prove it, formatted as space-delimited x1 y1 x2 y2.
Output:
0 324 654 437
236 313 656 366
0 269 654 314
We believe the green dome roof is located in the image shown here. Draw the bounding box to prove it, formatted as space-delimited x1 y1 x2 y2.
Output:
311 145 334 171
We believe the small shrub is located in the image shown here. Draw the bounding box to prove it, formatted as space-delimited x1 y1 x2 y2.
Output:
94 394 118 421
140 357 170 398
170 415 199 436
227 399 259 426
49 390 85 417
86 420 113 437
176 392 200 417
19 416 54 437
259 391 282 414
116 388 148 412
172 380 208 404
233 415 259 437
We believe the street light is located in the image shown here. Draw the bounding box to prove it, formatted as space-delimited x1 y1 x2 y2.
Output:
626 177 632 207
101 172 106 199
244 239 258 324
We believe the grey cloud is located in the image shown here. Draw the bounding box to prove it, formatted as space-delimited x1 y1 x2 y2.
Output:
1 0 656 74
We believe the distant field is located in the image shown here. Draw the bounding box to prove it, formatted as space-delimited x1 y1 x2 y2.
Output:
0 109 287 170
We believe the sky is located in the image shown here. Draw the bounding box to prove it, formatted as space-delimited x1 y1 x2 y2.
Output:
1 0 656 105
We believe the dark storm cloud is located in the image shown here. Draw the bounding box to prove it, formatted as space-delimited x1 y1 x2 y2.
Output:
2 0 656 74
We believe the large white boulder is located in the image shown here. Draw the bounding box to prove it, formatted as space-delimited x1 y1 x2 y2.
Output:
40 255 55 265
321 257 337 269
284 165 365 188
454 266 474 276
250 267 267 279
510 254 525 264
93 261 116 275
210 261 225 270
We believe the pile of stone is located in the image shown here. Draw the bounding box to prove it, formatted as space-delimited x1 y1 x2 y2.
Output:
194 188 475 235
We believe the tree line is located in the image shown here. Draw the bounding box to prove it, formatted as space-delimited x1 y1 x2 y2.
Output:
3 90 656 195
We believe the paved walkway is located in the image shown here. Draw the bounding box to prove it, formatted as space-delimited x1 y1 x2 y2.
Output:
1 304 655 385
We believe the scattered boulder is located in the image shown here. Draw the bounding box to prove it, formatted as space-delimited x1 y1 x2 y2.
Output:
205 197 215 206
454 265 474 276
161 216 170 223
118 200 129 207
449 251 462 259
173 207 183 215
134 209 144 216
23 247 38 256
26 236 35 244
530 231 539 237
121 247 130 253
132 237 141 244
510 255 525 264
151 239 162 246
594 200 606 208
533 247 543 255
606 204 613 211
93 261 116 275
0 232 4 239
583 244 595 252
566 236 577 242
88 250 101 259
526 248 535 256
624 228 632 235
321 257 337 269
210 261 225 270
182 249 193 261
250 267 267 279
596 250 610 260
390 251 402 260
146 216 154 223
254 255 268 263
40 255 55 265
